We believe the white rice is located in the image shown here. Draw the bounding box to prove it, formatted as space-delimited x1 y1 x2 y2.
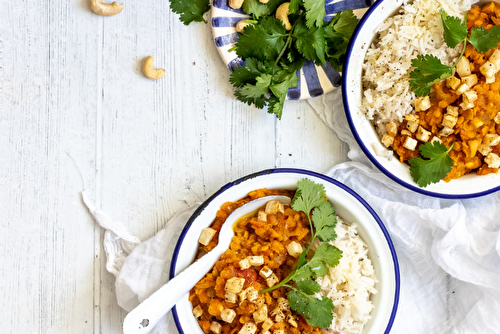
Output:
315 216 377 334
361 0 474 135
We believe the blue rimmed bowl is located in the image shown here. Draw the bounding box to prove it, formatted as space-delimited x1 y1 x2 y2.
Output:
211 0 375 100
342 0 500 198
170 168 400 334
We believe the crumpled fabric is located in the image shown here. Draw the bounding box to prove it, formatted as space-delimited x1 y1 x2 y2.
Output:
84 88 500 334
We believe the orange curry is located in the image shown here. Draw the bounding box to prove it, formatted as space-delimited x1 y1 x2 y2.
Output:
189 188 326 334
391 2 500 181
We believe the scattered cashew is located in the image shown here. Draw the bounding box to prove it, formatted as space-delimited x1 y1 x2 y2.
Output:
236 20 253 33
259 0 269 3
142 56 165 80
89 0 124 16
276 2 292 30
229 0 244 9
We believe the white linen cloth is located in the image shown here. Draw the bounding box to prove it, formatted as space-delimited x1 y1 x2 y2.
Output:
85 89 500 334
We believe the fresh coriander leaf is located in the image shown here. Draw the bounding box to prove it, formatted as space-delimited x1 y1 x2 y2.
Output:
268 70 298 119
469 25 500 53
238 73 273 98
235 17 287 60
243 0 285 19
311 201 337 242
308 243 342 277
296 279 321 295
409 54 453 97
234 88 268 109
292 178 327 215
439 10 467 48
409 141 454 187
331 10 358 40
294 21 327 65
288 291 334 328
229 58 267 88
288 0 303 13
324 28 349 71
169 0 210 25
303 0 326 28
293 263 315 281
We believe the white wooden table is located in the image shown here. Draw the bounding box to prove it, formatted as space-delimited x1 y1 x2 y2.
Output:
0 1 348 333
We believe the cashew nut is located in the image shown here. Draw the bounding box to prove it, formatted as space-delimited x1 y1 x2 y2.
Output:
229 0 244 9
276 2 292 30
259 0 269 3
142 56 165 80
89 0 124 16
236 20 253 34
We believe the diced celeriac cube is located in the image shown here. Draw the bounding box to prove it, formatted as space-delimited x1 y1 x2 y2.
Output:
439 127 454 137
277 297 290 311
416 126 431 142
461 74 478 88
494 112 500 124
456 83 470 95
480 61 497 79
431 136 442 144
259 266 273 278
246 286 259 301
247 256 264 266
406 121 419 133
258 211 267 222
239 290 247 303
489 49 500 68
478 144 492 156
273 331 285 334
414 96 431 111
192 305 203 318
403 137 418 151
457 57 471 77
446 76 461 90
386 121 398 136
286 315 298 328
486 75 496 84
239 258 251 270
273 310 285 323
462 90 478 105
225 277 246 294
210 321 222 334
221 308 237 323
266 273 279 288
446 105 459 117
262 318 274 332
460 101 475 110
381 133 394 147
265 200 285 215
198 227 217 246
485 153 500 168
238 322 257 334
483 134 500 147
225 292 238 303
442 114 458 128
253 305 268 323
401 129 412 137
286 241 303 258
254 297 265 309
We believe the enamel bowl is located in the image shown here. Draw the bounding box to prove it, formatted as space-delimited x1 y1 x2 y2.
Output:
342 0 500 198
170 168 400 334
210 0 374 100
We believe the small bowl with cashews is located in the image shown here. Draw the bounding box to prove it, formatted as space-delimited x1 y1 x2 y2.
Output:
210 0 375 100
170 168 399 334
343 0 500 198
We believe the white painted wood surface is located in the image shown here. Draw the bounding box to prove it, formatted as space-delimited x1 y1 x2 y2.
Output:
0 1 347 333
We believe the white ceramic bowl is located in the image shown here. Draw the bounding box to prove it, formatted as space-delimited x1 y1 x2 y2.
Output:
342 0 500 199
170 168 399 334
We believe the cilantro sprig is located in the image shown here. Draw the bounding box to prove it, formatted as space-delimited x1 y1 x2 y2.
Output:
231 9 358 118
409 141 454 187
410 10 500 96
260 178 342 328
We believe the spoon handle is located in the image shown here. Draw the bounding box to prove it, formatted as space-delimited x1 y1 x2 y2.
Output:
122 247 222 334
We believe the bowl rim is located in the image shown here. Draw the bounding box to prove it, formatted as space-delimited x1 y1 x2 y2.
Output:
341 0 500 199
169 167 400 334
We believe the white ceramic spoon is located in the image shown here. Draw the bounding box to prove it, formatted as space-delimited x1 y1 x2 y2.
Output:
122 195 292 334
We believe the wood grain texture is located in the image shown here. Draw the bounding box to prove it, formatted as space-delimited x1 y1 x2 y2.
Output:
0 0 348 333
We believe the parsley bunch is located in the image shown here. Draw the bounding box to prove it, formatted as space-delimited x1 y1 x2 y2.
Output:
410 10 500 96
231 7 358 118
260 178 342 328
